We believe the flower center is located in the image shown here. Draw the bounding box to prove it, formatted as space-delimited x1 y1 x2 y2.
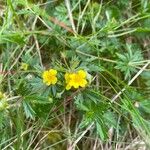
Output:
48 74 55 80
73 74 82 83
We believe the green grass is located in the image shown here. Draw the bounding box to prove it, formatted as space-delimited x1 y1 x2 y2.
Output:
0 0 150 149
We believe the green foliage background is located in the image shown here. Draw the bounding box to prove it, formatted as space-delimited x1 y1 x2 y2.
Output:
0 0 150 149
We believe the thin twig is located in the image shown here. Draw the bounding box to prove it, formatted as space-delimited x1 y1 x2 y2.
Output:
2 126 34 150
49 16 74 33
111 61 150 102
0 46 27 84
76 50 117 63
65 0 76 34
77 0 91 32
32 16 43 67
68 122 94 150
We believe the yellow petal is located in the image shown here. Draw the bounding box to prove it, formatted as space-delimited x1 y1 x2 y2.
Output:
69 73 76 79
46 81 51 86
42 69 57 86
65 73 70 82
51 77 57 84
78 70 86 78
66 84 71 90
42 71 48 77
68 80 74 87
49 69 57 75
80 79 87 87
73 83 79 88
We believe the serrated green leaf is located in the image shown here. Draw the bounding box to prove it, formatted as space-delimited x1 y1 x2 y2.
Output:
23 101 35 119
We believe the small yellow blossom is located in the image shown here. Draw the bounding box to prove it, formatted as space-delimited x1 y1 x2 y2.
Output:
0 92 8 111
0 100 8 111
42 69 57 86
65 73 71 84
0 91 6 100
65 70 87 90
20 63 29 71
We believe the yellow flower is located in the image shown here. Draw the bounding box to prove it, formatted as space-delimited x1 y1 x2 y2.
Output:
42 69 57 86
20 63 29 71
0 91 6 100
65 73 71 85
65 70 87 90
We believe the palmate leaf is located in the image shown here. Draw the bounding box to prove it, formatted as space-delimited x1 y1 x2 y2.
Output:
29 77 44 92
115 44 143 80
24 95 53 104
23 94 53 119
140 99 150 114
103 111 118 129
23 101 35 119
15 80 32 96
75 90 110 140
96 119 108 140
21 51 41 67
